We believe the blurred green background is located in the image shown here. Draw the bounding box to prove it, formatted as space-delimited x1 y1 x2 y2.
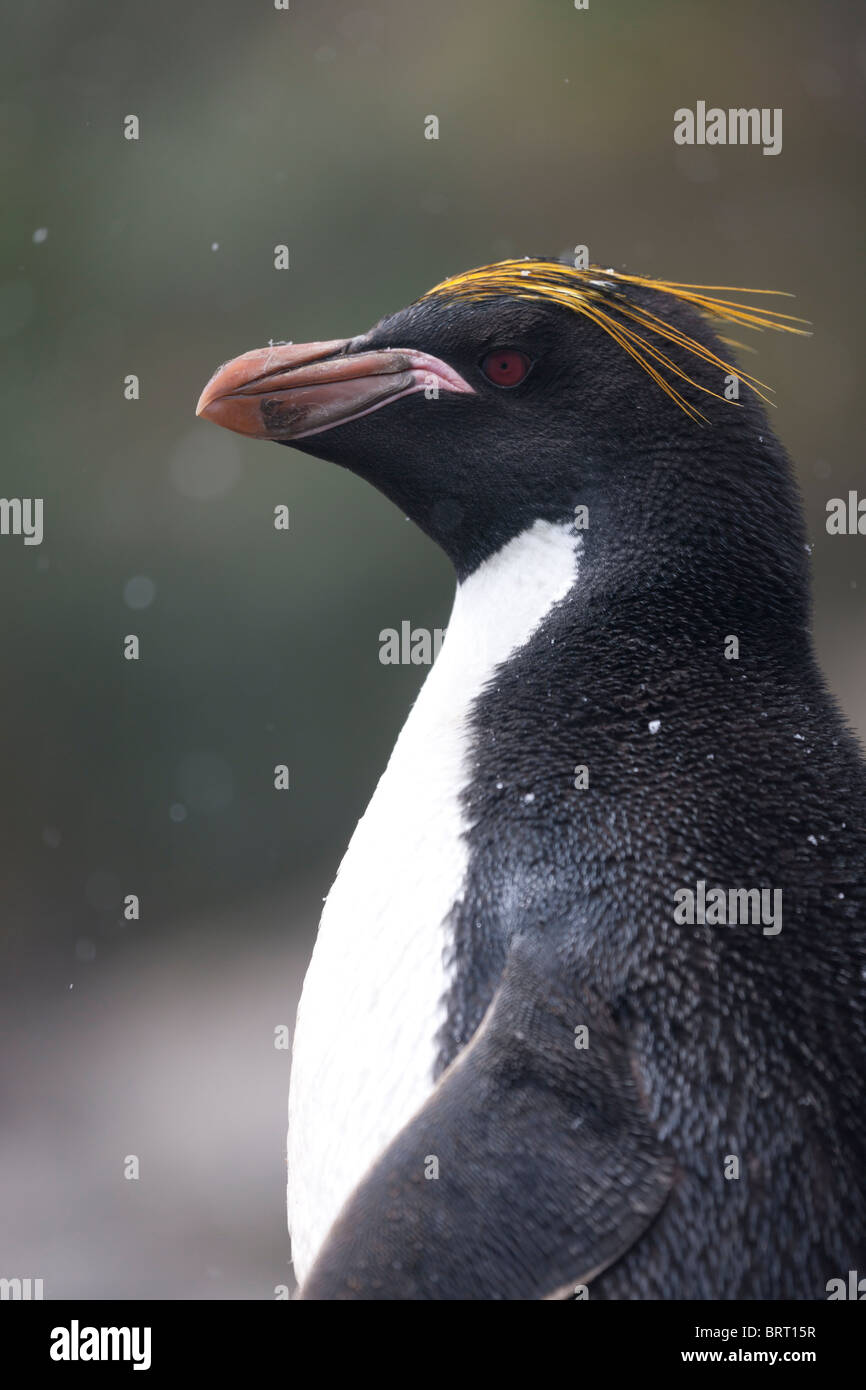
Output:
1 0 864 1297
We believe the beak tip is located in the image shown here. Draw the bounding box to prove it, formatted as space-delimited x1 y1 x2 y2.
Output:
195 383 217 419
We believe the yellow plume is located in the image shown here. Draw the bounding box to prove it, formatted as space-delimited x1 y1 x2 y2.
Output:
419 259 809 424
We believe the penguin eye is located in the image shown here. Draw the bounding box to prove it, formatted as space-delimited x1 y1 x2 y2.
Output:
480 349 531 388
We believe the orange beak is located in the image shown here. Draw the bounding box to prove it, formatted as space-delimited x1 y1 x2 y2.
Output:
196 339 474 441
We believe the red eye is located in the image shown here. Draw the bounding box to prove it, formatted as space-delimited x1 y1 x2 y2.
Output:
480 349 531 387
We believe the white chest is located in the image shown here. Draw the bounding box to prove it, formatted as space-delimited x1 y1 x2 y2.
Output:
287 520 580 1284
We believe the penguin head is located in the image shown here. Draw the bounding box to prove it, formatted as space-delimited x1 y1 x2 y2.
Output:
197 258 808 597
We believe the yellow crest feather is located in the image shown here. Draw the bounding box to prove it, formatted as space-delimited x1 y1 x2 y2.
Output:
419 259 809 423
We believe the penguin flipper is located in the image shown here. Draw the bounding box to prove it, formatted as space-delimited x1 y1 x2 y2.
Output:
299 935 675 1300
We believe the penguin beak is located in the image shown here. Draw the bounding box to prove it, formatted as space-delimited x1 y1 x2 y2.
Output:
196 339 474 441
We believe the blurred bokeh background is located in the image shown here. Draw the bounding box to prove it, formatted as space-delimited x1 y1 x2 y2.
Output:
1 0 864 1298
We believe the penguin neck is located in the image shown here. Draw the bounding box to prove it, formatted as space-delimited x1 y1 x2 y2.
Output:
447 518 583 676
557 495 810 646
